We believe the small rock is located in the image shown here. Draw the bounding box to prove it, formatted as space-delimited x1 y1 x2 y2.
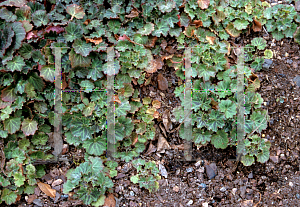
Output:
199 183 207 189
130 191 134 196
262 59 273 69
292 61 298 68
52 179 63 187
220 187 226 192
296 194 300 199
186 167 193 173
270 156 279 163
187 200 193 205
202 203 209 207
293 76 300 87
232 188 238 195
289 182 293 187
173 186 180 192
157 73 168 90
286 59 293 64
159 163 168 178
240 186 246 198
33 199 43 207
205 163 217 179
248 172 253 179
296 0 300 11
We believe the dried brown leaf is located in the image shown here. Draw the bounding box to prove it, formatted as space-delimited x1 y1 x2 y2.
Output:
192 20 203 28
206 36 216 45
152 100 161 109
157 133 171 153
252 18 262 32
37 182 56 198
104 193 116 207
85 37 103 45
125 8 139 18
198 0 210 9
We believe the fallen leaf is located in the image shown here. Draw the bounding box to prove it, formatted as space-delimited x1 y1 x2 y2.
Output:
145 36 158 47
198 0 210 9
85 37 103 45
103 193 116 207
37 182 56 198
45 26 65 34
157 133 171 153
161 54 174 61
252 18 262 32
146 55 163 73
144 142 157 155
157 73 168 90
153 111 160 118
114 95 121 104
160 39 168 50
125 8 139 18
152 100 161 109
83 19 91 25
206 36 216 45
131 133 138 146
27 194 37 204
162 109 171 131
192 20 203 28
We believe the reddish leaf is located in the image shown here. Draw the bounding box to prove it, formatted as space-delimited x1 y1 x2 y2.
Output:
125 8 139 18
45 26 65 34
1 86 17 103
85 37 103 45
103 193 116 207
192 20 203 28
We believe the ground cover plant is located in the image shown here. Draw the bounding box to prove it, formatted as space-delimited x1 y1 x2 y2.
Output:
0 0 300 206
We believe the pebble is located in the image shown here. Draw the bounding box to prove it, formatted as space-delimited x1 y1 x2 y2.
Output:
186 167 193 173
130 191 135 196
159 163 168 178
262 59 273 69
293 76 300 87
220 187 226 192
270 156 279 163
248 172 253 179
205 163 217 179
289 182 293 187
232 188 238 195
187 200 193 205
296 194 300 199
173 185 180 192
199 183 207 189
286 59 293 64
33 199 43 207
202 203 209 207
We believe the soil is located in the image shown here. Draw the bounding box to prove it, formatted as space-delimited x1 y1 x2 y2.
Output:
8 3 300 207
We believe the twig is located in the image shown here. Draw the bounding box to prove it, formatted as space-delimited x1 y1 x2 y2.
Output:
254 191 262 207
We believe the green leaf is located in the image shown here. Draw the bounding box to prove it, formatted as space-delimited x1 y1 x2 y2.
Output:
0 8 17 22
1 86 17 103
69 48 91 68
1 189 17 205
251 37 267 50
102 60 120 76
64 22 83 42
225 23 241 37
21 119 38 136
163 10 179 28
11 21 26 50
28 72 45 91
40 65 55 82
137 23 155 35
14 172 25 187
256 148 270 163
80 80 95 90
19 43 33 59
4 117 21 134
250 57 264 72
211 130 228 149
152 21 169 37
271 30 285 41
91 194 106 207
24 82 36 98
32 132 48 145
283 23 297 38
66 4 85 19
73 39 93 57
250 110 268 133
77 187 101 205
264 49 273 59
206 110 225 132
70 117 92 141
83 102 95 116
6 56 25 72
180 12 190 27
241 155 255 166
32 10 49 27
219 100 237 118
233 19 249 30
193 128 211 145
0 106 12 121
157 0 175 13
192 93 211 111
196 65 216 81
130 174 139 184
83 136 106 156
32 50 46 65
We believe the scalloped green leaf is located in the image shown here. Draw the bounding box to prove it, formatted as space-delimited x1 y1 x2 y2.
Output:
196 64 216 81
0 8 17 22
83 136 106 156
219 99 236 119
225 22 241 37
163 10 179 28
32 10 49 27
4 117 21 134
137 23 155 35
64 22 83 42
24 82 36 98
251 37 266 50
66 4 85 20
211 130 228 149
21 118 38 136
28 72 45 91
193 128 211 145
241 154 255 166
11 21 26 50
152 21 169 37
102 60 120 76
115 100 131 117
233 19 249 30
1 189 17 205
70 117 92 141
19 43 33 59
206 110 225 132
192 93 211 112
157 0 176 13
83 102 95 116
73 39 93 57
69 48 91 68
40 65 55 82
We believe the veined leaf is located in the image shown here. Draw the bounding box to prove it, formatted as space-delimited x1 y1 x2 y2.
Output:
137 23 155 35
219 100 236 119
198 0 210 9
251 37 266 50
193 128 211 145
4 117 21 134
69 48 91 68
0 8 17 22
32 10 49 27
5 56 25 72
70 117 92 141
163 10 179 28
73 39 93 57
66 4 85 20
11 21 26 50
40 65 55 82
196 64 216 81
206 110 225 132
225 23 241 37
1 86 17 103
256 148 270 163
192 93 211 111
24 82 36 98
64 22 83 42
157 0 176 13
83 136 106 156
211 130 228 149
1 189 17 205
19 43 33 59
152 21 169 37
21 119 38 136
28 72 45 91
241 155 255 166
233 19 249 30
83 102 95 116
